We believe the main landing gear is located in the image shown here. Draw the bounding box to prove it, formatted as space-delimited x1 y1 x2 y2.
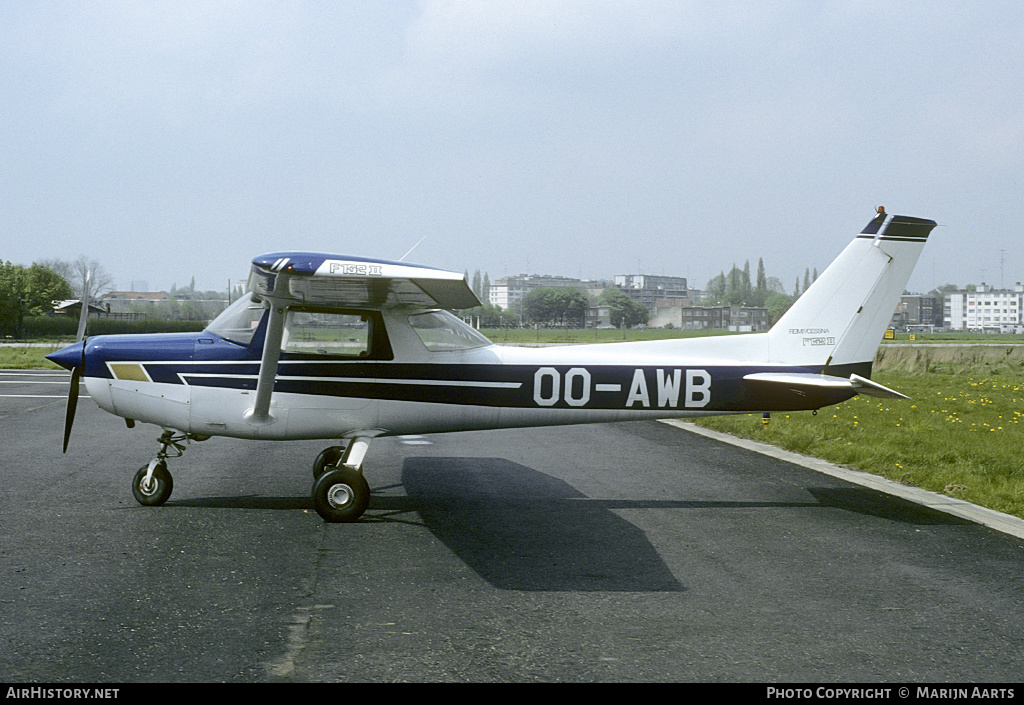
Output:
129 430 374 523
310 438 372 523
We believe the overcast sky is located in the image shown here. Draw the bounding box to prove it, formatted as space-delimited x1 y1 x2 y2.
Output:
3 1 1022 297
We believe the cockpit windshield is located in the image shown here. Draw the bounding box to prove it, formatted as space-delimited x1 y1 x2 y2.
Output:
206 293 266 346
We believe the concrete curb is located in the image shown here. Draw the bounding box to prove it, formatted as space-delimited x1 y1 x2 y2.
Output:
660 419 1024 541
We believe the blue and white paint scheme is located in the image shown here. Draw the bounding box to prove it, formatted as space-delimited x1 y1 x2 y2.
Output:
48 208 936 522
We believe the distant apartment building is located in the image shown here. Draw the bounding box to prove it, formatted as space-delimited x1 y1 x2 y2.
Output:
944 283 1024 333
613 274 689 311
488 274 584 309
890 293 942 331
651 302 770 332
586 304 613 329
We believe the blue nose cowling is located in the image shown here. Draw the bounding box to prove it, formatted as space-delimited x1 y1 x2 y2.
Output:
47 341 86 371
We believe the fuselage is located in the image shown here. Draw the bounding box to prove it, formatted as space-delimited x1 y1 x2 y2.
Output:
52 302 856 442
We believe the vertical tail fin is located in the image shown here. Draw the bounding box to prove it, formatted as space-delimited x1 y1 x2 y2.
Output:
767 208 936 375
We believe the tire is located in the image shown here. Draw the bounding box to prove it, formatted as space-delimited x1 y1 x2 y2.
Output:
312 445 345 480
312 467 369 523
132 462 173 506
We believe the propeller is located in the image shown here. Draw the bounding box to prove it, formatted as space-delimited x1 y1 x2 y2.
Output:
46 337 87 454
48 274 91 453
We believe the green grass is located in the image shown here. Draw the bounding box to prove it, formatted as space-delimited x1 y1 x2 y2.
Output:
0 345 63 369
694 370 1024 520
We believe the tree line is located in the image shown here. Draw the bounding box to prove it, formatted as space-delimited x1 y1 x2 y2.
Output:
703 259 827 325
0 256 227 338
0 261 73 337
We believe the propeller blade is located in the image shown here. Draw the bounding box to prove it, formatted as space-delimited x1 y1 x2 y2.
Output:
62 366 80 453
76 269 91 342
75 299 89 342
48 340 87 454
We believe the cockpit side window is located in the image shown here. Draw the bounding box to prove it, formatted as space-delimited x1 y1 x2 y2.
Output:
408 310 492 352
282 307 393 360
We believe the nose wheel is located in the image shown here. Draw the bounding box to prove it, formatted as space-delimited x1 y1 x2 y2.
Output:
132 461 173 506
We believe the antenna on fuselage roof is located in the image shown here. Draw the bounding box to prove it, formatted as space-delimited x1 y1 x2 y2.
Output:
399 235 427 262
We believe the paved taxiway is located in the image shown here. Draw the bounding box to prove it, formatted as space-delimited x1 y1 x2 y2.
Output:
2 369 1023 682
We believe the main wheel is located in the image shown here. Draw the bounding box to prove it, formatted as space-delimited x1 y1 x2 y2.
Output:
132 462 173 506
312 445 345 480
312 467 369 523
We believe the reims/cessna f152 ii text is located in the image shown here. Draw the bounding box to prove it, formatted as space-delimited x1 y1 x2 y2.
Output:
48 208 936 522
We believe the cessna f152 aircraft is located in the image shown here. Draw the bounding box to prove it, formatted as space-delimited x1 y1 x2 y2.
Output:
48 207 935 522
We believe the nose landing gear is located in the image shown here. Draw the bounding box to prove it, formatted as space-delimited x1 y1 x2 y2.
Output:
130 430 205 507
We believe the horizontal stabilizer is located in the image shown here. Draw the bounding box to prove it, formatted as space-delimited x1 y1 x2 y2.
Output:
849 373 909 400
743 372 908 401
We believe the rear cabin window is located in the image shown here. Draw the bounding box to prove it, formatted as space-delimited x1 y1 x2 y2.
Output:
408 310 491 352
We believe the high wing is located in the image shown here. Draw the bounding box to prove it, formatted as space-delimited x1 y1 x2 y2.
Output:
248 253 481 310
244 253 480 425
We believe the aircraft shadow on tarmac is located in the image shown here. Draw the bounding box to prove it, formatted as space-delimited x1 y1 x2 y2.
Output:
170 459 968 592
170 457 684 592
806 487 970 526
389 458 970 591
397 456 685 593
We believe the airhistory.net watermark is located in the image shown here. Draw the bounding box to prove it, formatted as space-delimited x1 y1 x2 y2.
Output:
6 689 119 700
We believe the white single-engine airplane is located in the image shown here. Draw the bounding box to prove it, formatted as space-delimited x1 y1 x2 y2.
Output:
48 208 935 522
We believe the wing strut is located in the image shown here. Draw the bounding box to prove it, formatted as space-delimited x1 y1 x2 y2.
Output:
244 302 286 426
